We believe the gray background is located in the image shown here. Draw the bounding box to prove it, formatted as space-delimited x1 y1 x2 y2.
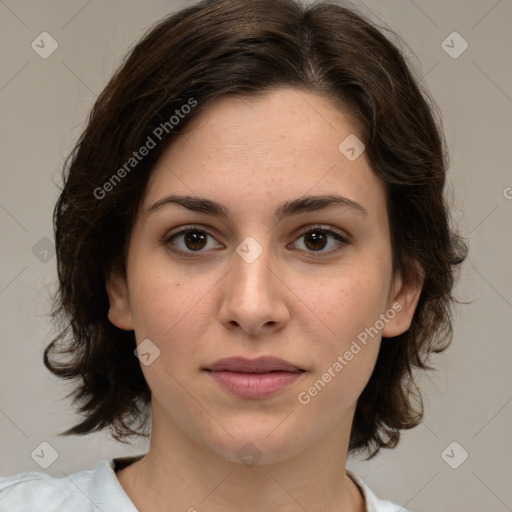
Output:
1 1 511 510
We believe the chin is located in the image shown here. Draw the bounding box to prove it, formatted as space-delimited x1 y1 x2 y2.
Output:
201 421 309 467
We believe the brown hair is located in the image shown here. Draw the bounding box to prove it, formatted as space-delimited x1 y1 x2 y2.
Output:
44 0 467 458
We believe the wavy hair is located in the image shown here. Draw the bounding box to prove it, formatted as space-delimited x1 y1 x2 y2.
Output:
44 0 468 458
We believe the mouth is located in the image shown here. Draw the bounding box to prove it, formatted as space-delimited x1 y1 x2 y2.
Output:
203 356 306 399
203 356 306 373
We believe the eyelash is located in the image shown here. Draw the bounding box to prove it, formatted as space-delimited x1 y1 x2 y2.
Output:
162 224 351 259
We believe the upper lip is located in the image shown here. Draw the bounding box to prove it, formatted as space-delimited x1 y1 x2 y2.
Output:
204 356 304 373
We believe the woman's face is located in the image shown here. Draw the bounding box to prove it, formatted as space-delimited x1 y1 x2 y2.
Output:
107 87 420 465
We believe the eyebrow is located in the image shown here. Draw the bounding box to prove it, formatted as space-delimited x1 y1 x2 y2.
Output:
146 193 368 222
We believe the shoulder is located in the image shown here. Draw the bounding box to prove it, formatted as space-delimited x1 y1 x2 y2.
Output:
347 470 410 512
0 467 92 511
0 458 137 511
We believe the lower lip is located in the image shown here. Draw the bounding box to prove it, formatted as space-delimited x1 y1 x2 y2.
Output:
206 370 303 399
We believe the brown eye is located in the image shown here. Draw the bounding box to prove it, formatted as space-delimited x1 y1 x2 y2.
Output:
291 226 350 256
182 231 208 251
303 231 329 251
164 224 350 259
165 227 223 256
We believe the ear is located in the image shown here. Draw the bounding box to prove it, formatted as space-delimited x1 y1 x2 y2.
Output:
382 261 424 338
105 268 134 331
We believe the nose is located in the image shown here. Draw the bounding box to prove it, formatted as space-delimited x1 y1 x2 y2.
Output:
218 241 290 336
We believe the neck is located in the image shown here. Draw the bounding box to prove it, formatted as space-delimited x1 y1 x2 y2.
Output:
116 401 365 512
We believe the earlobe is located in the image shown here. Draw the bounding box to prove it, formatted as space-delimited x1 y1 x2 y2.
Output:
382 262 424 338
105 269 135 331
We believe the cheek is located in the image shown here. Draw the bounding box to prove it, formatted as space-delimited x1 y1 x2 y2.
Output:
300 266 389 390
308 268 390 341
296 277 386 412
297 350 377 424
128 266 218 361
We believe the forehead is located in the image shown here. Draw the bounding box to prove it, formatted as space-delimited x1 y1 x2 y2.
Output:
142 87 386 223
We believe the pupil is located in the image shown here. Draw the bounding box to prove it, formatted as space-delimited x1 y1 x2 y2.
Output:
305 231 327 251
185 231 207 250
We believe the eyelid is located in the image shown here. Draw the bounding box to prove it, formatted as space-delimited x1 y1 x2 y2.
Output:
163 224 218 241
293 224 351 243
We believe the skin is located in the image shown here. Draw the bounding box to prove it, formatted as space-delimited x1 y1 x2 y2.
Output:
106 87 422 512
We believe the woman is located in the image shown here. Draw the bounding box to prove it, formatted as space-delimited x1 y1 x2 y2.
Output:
0 0 467 510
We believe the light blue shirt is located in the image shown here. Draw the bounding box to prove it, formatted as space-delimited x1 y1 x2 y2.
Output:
0 456 408 512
